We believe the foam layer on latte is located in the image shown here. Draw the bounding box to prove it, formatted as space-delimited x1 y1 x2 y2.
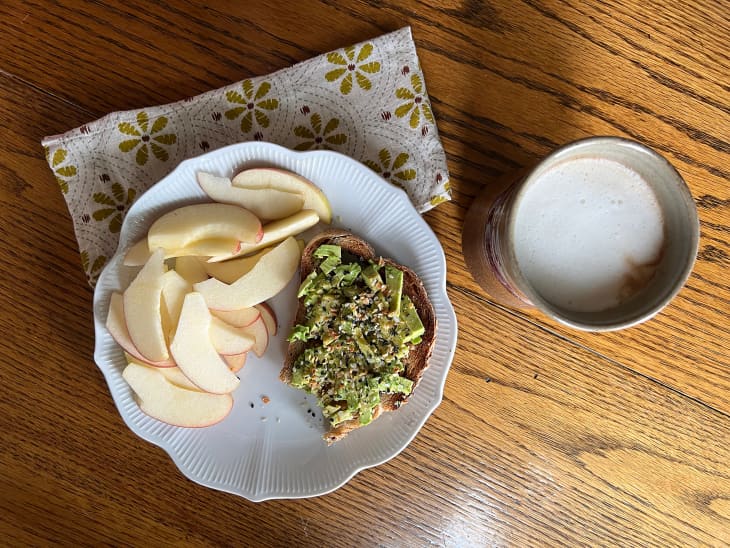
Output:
513 157 665 313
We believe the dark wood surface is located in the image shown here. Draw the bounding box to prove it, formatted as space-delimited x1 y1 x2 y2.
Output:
1 1 728 545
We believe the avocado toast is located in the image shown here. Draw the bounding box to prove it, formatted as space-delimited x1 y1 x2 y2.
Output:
280 229 437 444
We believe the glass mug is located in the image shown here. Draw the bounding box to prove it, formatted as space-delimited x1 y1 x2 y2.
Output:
462 136 699 331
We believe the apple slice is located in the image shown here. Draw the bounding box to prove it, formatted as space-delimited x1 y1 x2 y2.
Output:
195 237 301 310
208 210 318 262
159 367 201 391
124 352 199 391
198 172 304 221
160 270 191 342
124 239 150 266
255 302 277 336
169 292 240 394
240 316 269 358
202 247 273 284
107 293 175 367
232 168 332 223
210 307 260 328
224 353 248 373
148 203 263 252
122 362 233 427
125 237 239 266
168 238 241 259
209 316 255 355
174 256 209 285
123 248 169 362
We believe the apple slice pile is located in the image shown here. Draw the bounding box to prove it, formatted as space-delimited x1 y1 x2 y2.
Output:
109 168 332 428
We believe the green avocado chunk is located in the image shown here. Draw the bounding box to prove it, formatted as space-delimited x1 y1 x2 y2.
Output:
313 244 341 259
296 270 319 298
361 264 382 291
384 265 403 318
287 244 425 428
315 244 341 274
400 295 425 343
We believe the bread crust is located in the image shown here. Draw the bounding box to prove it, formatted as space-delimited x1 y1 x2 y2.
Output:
280 228 437 444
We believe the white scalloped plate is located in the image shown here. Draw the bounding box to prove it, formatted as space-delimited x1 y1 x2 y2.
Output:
92 142 458 501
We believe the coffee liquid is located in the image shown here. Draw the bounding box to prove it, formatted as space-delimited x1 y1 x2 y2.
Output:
513 158 665 313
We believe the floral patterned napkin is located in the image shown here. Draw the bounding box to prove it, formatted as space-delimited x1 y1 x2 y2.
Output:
41 27 451 286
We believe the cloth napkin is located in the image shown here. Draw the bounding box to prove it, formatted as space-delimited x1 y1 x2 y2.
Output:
41 27 451 286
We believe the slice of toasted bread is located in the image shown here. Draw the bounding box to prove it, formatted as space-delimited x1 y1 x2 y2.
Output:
280 228 437 444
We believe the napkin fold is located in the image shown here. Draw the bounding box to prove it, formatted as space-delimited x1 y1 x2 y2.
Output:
42 27 451 285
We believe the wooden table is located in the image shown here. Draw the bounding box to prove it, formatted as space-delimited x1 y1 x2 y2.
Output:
2 1 728 545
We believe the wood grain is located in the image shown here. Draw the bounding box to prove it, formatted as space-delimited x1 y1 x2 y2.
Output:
1 0 728 545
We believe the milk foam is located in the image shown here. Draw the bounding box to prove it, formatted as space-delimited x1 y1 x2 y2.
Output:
513 157 665 312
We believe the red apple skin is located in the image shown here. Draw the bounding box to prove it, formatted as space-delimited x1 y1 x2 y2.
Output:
210 308 261 328
240 317 269 358
255 302 278 336
136 402 233 428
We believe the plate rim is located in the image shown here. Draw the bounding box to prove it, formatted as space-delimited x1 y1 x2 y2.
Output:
92 141 458 501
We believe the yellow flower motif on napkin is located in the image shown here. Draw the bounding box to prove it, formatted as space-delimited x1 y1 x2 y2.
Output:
118 112 177 166
293 113 347 151
45 147 77 194
395 74 435 129
325 44 381 95
225 80 279 133
80 250 107 285
92 182 136 233
363 149 417 187
429 176 451 206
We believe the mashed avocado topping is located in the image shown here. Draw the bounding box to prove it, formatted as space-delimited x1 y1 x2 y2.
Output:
288 244 425 427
